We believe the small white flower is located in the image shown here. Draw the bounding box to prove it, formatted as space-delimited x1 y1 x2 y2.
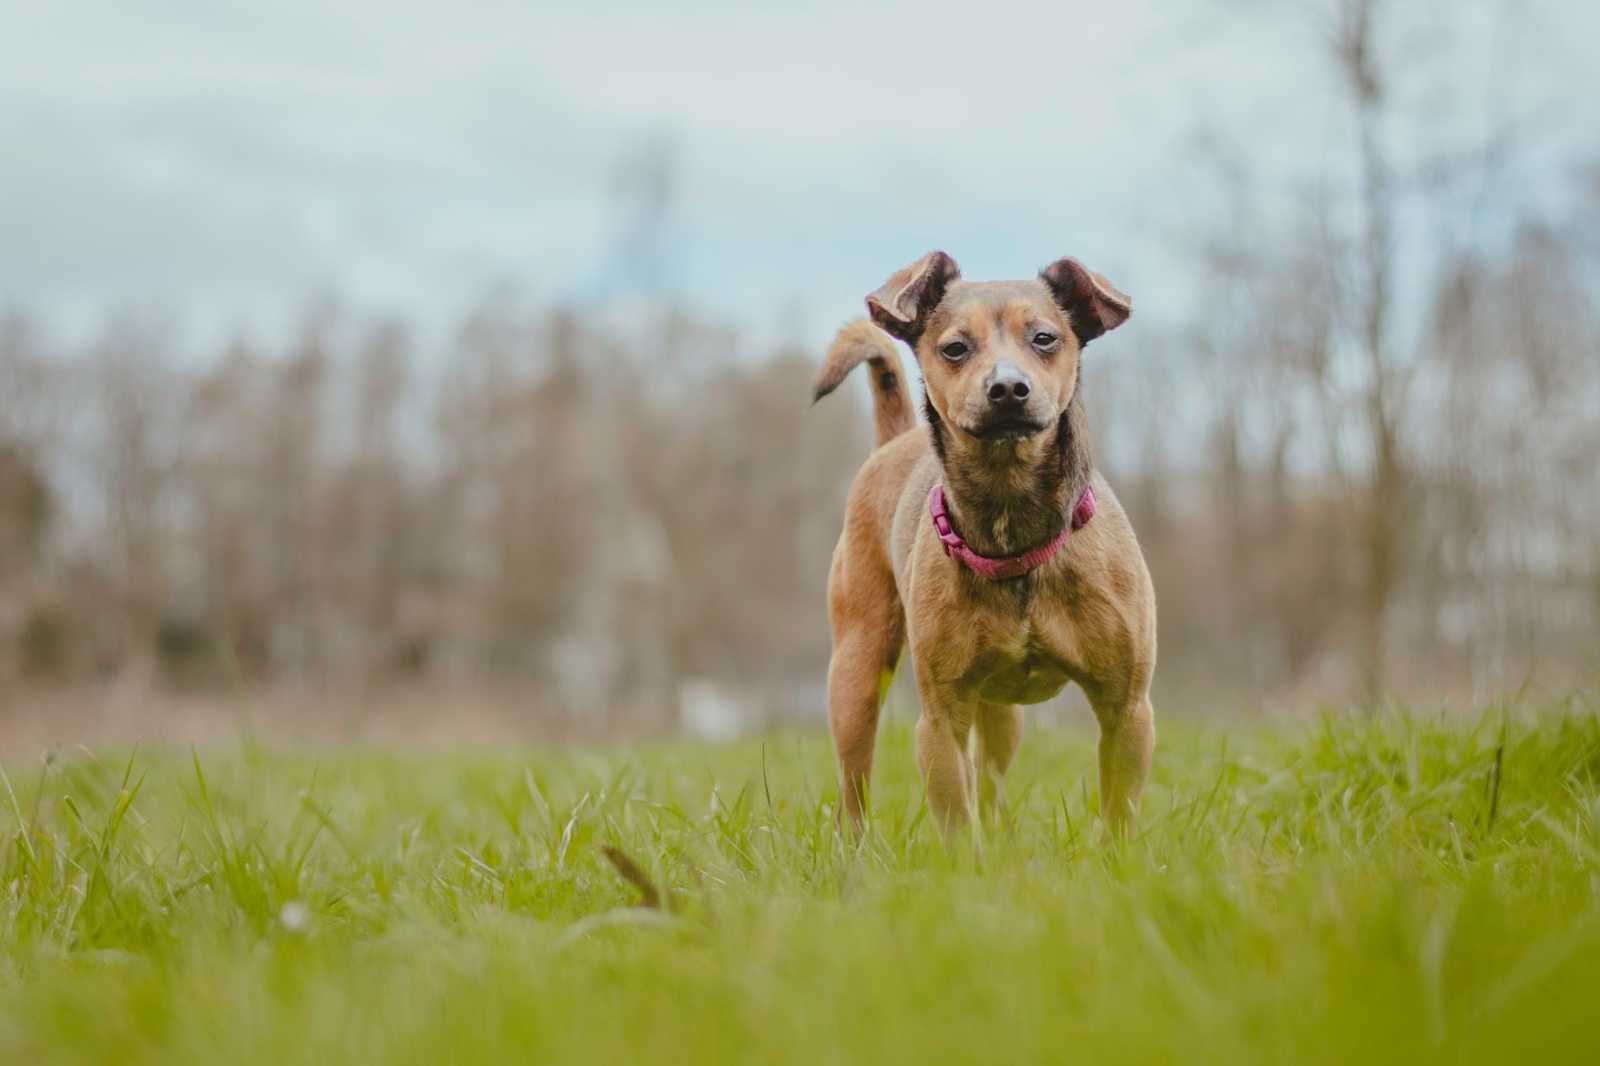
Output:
279 900 311 933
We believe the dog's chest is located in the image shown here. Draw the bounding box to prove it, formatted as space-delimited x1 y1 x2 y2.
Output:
952 623 1071 705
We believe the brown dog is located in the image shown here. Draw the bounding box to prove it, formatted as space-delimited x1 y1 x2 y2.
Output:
813 251 1156 837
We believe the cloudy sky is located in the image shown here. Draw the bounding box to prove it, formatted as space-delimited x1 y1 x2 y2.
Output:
3 0 1594 354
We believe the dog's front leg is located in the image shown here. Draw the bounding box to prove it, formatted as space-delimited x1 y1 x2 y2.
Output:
1087 687 1155 839
825 561 905 832
827 633 897 831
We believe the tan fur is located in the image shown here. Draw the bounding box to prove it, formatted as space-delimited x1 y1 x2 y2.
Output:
814 321 914 446
815 252 1156 838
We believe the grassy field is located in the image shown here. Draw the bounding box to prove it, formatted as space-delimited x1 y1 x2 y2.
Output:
3 694 1599 1065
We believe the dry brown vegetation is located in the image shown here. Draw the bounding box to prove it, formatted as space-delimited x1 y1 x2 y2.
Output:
2 199 1593 734
0 0 1595 737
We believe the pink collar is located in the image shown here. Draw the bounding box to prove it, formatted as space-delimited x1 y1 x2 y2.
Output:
928 482 1095 581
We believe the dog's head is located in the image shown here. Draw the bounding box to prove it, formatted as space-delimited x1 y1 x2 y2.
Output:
865 251 1130 445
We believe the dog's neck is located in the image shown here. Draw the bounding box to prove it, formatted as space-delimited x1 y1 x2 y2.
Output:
924 390 1094 559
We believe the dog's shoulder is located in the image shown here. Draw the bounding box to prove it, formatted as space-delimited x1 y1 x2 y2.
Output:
850 427 932 502
836 429 936 567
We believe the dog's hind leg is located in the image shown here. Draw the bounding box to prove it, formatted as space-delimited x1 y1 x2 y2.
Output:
826 558 904 831
1085 684 1155 839
915 708 974 837
973 702 1023 821
910 657 980 836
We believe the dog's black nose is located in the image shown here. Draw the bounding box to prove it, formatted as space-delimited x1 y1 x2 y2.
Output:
985 364 1031 405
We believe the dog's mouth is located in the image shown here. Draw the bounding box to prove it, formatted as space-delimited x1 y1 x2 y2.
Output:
968 415 1049 442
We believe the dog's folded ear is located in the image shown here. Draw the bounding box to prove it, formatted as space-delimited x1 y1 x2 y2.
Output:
866 251 960 344
1040 258 1131 347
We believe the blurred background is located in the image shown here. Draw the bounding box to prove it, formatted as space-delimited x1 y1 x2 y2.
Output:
1 0 1596 747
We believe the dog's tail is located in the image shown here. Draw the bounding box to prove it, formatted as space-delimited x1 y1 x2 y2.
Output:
812 320 914 448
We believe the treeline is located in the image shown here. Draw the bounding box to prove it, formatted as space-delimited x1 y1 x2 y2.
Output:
1094 217 1599 706
1 205 1594 716
0 305 869 713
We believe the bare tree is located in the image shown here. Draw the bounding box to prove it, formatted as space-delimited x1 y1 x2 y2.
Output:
1329 0 1411 699
89 313 181 675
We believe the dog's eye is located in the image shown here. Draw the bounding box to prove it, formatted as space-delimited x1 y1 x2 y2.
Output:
939 340 970 362
1032 331 1059 351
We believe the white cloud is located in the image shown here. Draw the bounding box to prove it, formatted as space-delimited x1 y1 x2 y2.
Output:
1 0 1593 353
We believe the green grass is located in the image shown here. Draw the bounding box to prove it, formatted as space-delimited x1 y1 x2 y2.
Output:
4 694 1600 1065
